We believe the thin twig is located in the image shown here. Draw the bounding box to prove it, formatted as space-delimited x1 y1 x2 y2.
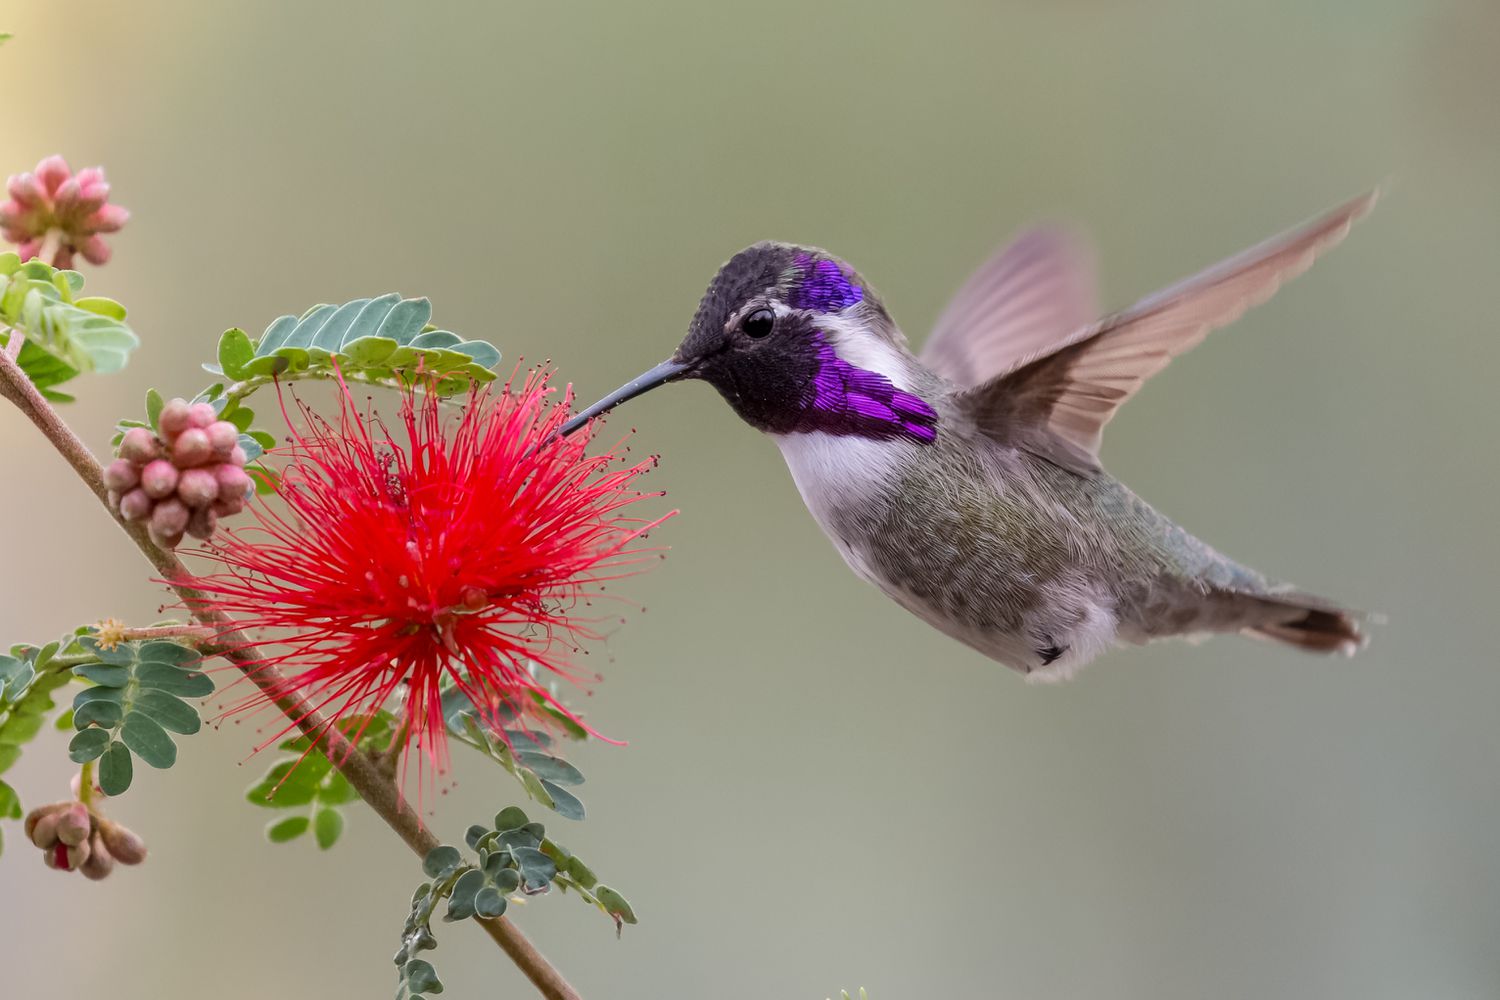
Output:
0 351 581 1000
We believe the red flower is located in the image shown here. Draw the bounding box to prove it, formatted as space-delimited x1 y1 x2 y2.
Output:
1 155 129 267
184 370 669 773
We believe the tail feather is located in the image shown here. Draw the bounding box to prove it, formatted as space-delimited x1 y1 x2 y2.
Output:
1240 593 1366 656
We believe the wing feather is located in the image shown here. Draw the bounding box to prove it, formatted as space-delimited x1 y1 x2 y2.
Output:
959 191 1377 476
920 227 1098 387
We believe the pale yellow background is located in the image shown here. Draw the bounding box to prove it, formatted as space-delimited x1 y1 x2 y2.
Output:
1 3 1496 998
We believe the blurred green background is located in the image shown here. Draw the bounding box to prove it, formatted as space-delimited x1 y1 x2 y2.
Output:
2 2 1497 998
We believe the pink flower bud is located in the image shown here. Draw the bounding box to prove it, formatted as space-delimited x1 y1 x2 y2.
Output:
15 237 42 262
80 831 115 880
172 427 213 467
64 838 91 870
91 202 129 233
158 398 193 437
229 445 248 466
186 505 219 540
118 426 160 464
55 803 91 847
78 234 111 266
216 461 251 494
207 421 238 456
7 172 42 208
188 402 217 429
29 812 61 850
52 176 80 211
118 488 153 522
140 459 179 499
151 497 190 537
177 467 219 507
98 820 146 865
35 155 71 196
103 458 139 492
149 525 185 549
211 494 246 517
24 804 64 843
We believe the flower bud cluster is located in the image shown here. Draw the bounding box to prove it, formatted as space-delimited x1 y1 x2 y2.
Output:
106 398 254 548
23 800 146 880
0 155 129 268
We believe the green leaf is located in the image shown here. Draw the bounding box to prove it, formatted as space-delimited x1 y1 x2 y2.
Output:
313 806 344 849
403 959 442 995
131 689 201 735
120 711 176 768
0 778 20 820
144 388 165 430
68 727 111 762
267 815 310 843
539 780 585 821
0 260 139 388
98 740 133 795
75 662 129 687
494 806 530 831
445 868 484 921
595 885 638 925
473 886 507 919
216 327 255 379
513 846 557 888
515 751 584 786
245 757 327 807
423 845 463 880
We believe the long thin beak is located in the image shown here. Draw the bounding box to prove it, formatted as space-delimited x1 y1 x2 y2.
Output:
559 357 692 437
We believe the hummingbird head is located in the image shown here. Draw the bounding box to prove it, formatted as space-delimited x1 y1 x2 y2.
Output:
561 242 939 442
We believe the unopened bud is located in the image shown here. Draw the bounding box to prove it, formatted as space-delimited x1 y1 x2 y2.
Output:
207 421 239 456
98 820 146 865
177 467 219 507
103 458 139 492
172 427 213 467
80 831 115 880
29 811 62 849
158 398 192 438
211 494 246 517
229 445 248 467
24 803 64 842
188 402 217 429
186 505 218 540
55 803 91 847
118 488 153 522
140 459 179 499
118 427 160 464
215 463 252 500
64 838 91 870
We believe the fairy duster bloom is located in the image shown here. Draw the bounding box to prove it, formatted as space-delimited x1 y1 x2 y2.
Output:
184 371 670 771
1 155 129 267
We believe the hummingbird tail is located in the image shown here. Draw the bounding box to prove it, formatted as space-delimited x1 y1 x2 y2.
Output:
1238 592 1366 657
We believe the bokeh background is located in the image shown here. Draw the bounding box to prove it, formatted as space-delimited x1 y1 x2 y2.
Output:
2 2 1497 998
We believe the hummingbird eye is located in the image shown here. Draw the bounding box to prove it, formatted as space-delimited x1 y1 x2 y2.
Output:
741 308 775 339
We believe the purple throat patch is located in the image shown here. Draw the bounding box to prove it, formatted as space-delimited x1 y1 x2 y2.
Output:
799 333 938 444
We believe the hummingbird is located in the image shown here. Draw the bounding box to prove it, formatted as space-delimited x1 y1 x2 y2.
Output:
561 193 1375 679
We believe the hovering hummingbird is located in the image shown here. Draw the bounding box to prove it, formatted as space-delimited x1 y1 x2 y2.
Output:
561 193 1375 679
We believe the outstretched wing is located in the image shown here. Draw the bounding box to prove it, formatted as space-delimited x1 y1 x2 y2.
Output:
920 227 1098 388
958 191 1377 476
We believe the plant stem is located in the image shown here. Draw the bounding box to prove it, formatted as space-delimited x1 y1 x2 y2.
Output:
0 354 582 1000
78 760 95 809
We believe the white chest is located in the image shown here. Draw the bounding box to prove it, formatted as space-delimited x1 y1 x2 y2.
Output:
770 431 907 585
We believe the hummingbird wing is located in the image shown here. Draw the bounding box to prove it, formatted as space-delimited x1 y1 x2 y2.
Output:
920 227 1098 388
957 191 1377 476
